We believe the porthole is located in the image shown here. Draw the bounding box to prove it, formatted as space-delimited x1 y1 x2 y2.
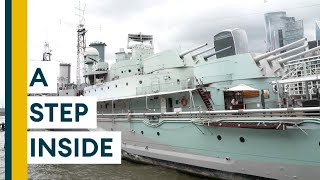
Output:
66 92 69 95
177 79 180 83
126 82 128 86
101 88 103 90
129 69 131 72
319 142 320 146
108 86 109 89
139 80 142 84
157 132 160 136
138 69 140 72
105 104 108 109
121 71 123 73
175 100 179 104
217 135 222 141
95 89 96 92
141 131 144 135
115 85 117 88
240 137 245 143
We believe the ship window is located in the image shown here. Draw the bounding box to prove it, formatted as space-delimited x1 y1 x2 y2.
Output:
157 132 160 136
101 88 103 90
177 79 180 83
176 100 179 104
121 71 123 73
139 80 142 84
217 135 222 141
115 85 117 88
138 69 140 72
168 76 171 79
126 82 128 86
141 131 144 135
113 103 115 108
105 104 108 109
95 89 96 92
66 92 69 95
129 69 131 72
108 86 109 89
240 137 245 143
89 91 90 93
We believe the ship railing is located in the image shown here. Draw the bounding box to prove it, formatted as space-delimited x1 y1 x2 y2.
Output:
97 107 320 119
283 57 320 78
275 55 320 99
136 79 194 95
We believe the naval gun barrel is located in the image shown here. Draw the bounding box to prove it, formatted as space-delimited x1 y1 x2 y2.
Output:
266 44 308 64
192 46 215 58
278 45 320 64
179 43 207 58
203 46 232 59
253 38 306 62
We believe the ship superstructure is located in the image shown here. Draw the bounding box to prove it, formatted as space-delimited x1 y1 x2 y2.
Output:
81 29 320 179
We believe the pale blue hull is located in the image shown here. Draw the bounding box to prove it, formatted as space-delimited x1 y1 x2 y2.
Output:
97 117 320 179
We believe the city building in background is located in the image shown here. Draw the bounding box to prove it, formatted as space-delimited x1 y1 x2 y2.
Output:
316 20 320 41
264 11 304 52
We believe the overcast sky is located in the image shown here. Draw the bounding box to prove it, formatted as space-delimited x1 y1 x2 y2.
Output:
1 0 320 107
1 0 5 108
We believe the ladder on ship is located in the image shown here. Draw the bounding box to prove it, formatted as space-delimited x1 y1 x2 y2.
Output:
195 77 215 111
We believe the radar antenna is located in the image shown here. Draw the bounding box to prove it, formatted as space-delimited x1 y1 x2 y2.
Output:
127 33 153 49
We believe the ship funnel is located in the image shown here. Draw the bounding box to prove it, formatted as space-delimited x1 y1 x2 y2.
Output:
192 46 215 58
203 46 232 60
179 43 207 58
253 38 306 62
278 45 320 64
266 44 308 65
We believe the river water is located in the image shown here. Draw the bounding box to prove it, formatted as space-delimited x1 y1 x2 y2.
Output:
0 116 5 179
0 117 208 180
28 161 208 180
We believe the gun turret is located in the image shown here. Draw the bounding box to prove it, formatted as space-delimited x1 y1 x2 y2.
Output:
179 43 207 58
203 46 232 60
192 46 215 59
278 46 320 64
265 44 308 65
253 38 306 63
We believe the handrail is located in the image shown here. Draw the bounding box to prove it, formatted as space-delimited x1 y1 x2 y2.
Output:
97 107 320 116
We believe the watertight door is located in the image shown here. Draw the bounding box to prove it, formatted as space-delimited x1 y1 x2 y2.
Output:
160 97 166 113
151 77 160 93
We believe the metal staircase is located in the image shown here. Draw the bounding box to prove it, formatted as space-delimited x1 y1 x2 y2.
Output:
195 77 214 111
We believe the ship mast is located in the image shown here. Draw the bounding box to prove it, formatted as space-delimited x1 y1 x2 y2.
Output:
76 2 87 86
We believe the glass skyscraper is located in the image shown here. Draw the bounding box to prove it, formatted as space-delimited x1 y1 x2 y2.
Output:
264 12 304 52
316 20 320 41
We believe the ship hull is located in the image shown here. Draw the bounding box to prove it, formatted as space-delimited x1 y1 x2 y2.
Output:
96 119 320 180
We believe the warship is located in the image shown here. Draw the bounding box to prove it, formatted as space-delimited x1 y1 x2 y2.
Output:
59 27 320 179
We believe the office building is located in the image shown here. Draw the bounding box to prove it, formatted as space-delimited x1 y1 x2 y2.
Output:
265 12 304 52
